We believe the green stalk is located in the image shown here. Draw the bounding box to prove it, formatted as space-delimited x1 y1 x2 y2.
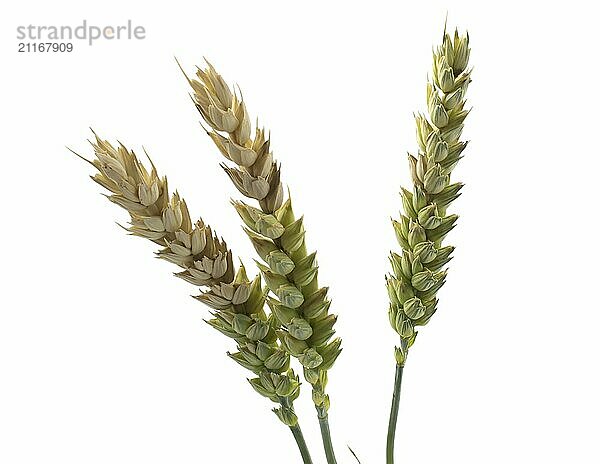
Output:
316 406 338 464
386 364 404 464
280 397 314 464
289 423 313 464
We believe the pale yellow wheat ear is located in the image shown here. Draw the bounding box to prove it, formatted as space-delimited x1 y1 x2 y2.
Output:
76 133 315 462
182 61 341 464
385 28 472 464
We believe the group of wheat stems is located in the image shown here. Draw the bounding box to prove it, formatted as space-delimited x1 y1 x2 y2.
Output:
76 27 470 464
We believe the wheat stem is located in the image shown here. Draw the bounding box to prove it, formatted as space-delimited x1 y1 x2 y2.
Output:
316 406 337 464
280 397 314 464
289 425 313 464
386 363 404 464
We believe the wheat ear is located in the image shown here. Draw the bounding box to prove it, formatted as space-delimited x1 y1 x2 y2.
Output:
385 28 471 464
184 62 342 464
78 134 314 464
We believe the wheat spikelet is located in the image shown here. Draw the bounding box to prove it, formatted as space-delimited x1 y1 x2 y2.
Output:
79 133 302 426
185 63 342 415
387 29 471 366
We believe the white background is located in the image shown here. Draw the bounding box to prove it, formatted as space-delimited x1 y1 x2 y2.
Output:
1 1 599 463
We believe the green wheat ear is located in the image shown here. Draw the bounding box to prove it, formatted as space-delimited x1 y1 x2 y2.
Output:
183 61 341 464
388 27 471 365
77 134 314 462
386 28 472 464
